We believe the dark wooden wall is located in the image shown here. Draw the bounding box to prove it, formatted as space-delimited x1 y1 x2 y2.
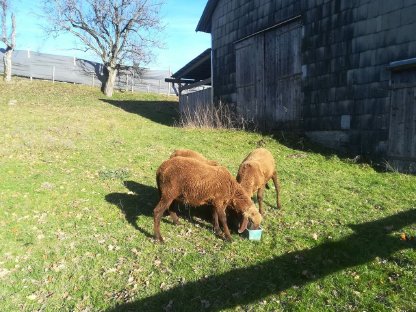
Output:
388 70 416 173
234 20 303 130
209 0 416 165
301 0 416 157
211 0 302 105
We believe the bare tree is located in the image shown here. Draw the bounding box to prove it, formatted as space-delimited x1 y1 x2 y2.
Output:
1 0 16 82
43 0 164 97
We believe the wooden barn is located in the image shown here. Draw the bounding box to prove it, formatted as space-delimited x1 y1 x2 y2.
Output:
192 0 416 173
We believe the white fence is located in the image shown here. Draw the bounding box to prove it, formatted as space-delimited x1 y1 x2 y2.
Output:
0 49 174 95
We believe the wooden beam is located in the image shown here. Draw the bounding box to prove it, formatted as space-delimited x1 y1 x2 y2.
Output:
165 78 196 83
179 78 212 92
386 57 416 72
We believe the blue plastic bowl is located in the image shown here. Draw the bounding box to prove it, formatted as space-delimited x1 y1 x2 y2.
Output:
247 227 263 241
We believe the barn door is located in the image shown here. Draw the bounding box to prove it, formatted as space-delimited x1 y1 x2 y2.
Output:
264 22 302 130
235 34 265 129
388 73 416 172
235 20 302 131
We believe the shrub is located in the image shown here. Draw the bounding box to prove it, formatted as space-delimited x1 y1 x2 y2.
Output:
177 101 253 130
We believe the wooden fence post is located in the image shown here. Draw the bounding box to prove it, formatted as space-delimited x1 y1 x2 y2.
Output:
27 50 32 81
167 66 171 96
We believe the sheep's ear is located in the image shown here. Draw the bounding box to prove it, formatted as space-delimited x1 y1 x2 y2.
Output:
238 216 249 233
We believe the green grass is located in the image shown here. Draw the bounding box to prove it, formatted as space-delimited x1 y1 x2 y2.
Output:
0 78 415 311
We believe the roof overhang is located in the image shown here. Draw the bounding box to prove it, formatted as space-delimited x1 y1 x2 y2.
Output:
386 57 416 72
165 49 212 95
196 0 219 33
169 48 211 82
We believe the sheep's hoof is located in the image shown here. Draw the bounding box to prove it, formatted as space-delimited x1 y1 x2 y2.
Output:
213 227 222 236
154 236 165 244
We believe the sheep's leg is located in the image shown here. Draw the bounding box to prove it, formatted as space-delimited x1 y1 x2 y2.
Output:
257 186 265 216
169 211 180 225
212 209 221 236
167 200 180 225
216 208 232 241
168 203 180 225
272 171 282 209
153 197 174 242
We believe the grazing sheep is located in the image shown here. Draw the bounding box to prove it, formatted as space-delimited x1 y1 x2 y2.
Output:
237 148 281 215
153 156 262 242
169 149 218 166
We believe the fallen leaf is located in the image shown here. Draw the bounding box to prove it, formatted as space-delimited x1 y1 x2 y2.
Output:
27 294 37 301
0 268 10 278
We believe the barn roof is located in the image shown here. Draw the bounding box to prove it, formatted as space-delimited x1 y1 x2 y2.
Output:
171 48 211 81
196 0 219 33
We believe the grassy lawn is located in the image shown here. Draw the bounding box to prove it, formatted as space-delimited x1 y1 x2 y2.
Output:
0 78 415 311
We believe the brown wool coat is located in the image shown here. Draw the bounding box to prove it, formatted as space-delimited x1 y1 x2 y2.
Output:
153 156 261 242
169 149 218 166
237 148 281 214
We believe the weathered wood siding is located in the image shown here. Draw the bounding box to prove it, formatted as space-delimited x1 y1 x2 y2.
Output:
179 88 213 115
235 20 302 130
388 70 416 173
209 0 416 162
264 22 302 130
235 34 265 128
211 0 301 106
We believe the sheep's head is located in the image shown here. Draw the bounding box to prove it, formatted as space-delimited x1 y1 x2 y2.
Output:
238 203 262 233
232 185 262 233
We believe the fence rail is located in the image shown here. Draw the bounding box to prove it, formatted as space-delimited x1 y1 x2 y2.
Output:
0 49 174 95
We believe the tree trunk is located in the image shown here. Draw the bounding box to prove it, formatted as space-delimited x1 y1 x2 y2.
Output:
3 47 13 82
103 66 117 97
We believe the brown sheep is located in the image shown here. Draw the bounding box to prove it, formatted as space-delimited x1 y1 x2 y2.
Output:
153 156 262 242
236 148 281 215
169 149 224 231
169 149 218 166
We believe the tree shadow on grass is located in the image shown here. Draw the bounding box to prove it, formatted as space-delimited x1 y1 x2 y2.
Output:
101 99 179 126
107 208 416 312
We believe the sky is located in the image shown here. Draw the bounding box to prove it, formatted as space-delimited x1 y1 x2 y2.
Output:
9 0 211 73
